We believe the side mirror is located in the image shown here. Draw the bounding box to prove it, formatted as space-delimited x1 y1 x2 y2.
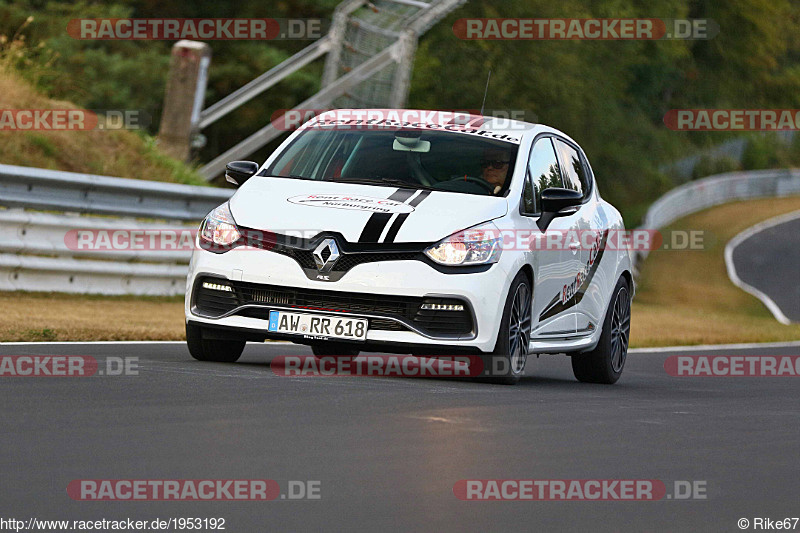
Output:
225 161 259 187
537 187 583 231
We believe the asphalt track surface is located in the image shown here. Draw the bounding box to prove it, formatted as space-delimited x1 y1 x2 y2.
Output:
731 215 800 322
1 341 799 532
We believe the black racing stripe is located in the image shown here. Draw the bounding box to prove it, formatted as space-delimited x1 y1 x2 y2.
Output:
358 189 416 243
538 294 562 321
383 216 409 244
383 190 432 243
388 188 417 202
407 189 432 208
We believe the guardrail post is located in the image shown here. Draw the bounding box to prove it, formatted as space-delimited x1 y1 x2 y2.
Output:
158 40 211 161
389 30 418 108
321 0 364 88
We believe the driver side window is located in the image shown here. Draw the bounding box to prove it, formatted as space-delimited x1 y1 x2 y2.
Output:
522 137 563 216
554 139 588 196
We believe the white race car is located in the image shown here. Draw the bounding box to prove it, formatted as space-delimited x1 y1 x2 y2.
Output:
185 110 633 384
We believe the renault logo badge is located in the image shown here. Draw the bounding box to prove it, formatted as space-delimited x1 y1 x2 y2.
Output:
313 238 340 272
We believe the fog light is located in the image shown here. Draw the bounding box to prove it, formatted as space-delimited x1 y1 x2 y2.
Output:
421 303 464 311
202 282 232 292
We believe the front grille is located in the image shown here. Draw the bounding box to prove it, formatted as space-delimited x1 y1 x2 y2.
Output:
237 308 406 332
330 252 421 272
242 229 424 275
236 282 423 320
280 248 317 270
266 247 421 273
369 318 406 331
193 277 474 337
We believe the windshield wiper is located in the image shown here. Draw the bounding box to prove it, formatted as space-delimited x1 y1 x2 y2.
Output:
271 174 310 180
335 177 437 191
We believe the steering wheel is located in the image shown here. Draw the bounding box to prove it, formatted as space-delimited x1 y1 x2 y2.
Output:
450 175 497 194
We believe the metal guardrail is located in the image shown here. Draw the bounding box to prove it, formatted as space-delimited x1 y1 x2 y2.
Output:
0 210 191 263
0 164 230 295
0 253 188 296
0 164 230 220
641 169 800 230
633 168 800 275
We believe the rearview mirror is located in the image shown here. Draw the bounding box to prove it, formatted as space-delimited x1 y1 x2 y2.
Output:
225 161 259 187
393 133 431 153
537 187 583 231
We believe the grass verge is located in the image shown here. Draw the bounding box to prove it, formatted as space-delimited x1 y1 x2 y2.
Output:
2 196 800 344
0 292 185 342
0 64 207 185
631 195 800 347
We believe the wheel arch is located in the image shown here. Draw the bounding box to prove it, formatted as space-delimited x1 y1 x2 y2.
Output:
518 263 534 293
620 269 635 298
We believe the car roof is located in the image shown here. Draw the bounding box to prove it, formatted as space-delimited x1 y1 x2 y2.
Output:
303 108 578 147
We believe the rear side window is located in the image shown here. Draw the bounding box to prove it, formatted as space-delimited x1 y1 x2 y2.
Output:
554 139 588 196
522 137 563 215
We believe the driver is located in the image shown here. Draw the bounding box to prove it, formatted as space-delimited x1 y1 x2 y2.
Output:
480 148 511 195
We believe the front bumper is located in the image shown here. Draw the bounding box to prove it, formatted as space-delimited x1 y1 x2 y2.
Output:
184 247 512 353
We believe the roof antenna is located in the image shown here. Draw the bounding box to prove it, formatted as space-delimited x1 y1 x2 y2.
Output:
479 69 492 117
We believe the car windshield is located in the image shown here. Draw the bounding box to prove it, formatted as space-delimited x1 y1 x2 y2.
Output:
263 128 518 197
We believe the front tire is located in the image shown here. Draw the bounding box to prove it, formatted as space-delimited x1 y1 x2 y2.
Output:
480 272 532 385
186 322 245 363
571 277 631 384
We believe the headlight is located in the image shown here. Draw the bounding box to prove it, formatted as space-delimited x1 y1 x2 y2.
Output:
200 202 241 247
424 221 502 266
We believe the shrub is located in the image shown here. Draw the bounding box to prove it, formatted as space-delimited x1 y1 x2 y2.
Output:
692 155 741 179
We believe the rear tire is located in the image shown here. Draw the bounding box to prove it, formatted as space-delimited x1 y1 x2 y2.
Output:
480 272 532 385
186 322 245 363
311 343 360 361
571 277 631 384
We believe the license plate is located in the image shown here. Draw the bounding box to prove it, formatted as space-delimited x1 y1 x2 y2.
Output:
268 311 368 341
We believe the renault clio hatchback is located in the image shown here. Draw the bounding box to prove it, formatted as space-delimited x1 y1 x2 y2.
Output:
185 110 634 384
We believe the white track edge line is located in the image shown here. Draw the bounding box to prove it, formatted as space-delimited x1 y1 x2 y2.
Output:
723 210 800 326
0 341 294 346
630 340 800 353
2 340 799 352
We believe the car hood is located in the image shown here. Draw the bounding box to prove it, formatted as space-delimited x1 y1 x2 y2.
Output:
229 177 508 244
